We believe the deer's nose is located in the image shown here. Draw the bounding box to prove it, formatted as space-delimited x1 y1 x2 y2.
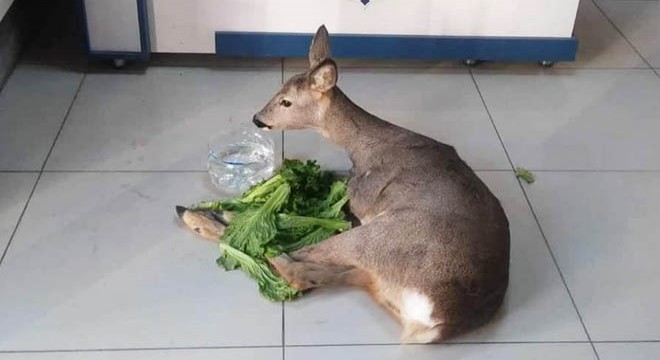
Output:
253 115 269 128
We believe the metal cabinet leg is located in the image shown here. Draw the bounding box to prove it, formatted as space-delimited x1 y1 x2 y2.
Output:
463 59 481 67
113 59 127 68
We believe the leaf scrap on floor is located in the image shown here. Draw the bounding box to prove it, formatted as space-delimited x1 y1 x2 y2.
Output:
515 167 536 184
189 159 351 302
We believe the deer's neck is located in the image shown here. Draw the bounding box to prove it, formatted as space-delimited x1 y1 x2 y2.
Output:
320 88 396 163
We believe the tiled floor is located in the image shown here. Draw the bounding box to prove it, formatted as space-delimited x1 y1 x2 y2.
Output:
2 1 660 359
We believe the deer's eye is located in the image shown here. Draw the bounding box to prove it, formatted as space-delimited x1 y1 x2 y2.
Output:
280 99 292 107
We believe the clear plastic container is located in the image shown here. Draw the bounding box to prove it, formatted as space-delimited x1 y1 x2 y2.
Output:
207 127 276 195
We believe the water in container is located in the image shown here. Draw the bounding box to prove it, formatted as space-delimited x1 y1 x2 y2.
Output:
208 129 275 194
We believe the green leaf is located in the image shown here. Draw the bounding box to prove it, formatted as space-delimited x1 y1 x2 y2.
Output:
220 242 300 302
277 214 351 232
239 174 285 204
281 227 337 253
222 183 291 257
216 253 240 271
515 167 536 184
191 199 251 213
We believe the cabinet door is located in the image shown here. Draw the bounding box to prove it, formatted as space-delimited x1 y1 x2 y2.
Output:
79 0 149 60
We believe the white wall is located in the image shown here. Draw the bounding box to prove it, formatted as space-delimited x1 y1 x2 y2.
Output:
149 0 579 53
0 0 14 22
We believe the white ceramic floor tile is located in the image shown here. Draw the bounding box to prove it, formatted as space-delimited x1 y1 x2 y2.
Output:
597 0 660 67
556 0 646 68
597 342 660 360
45 68 282 171
0 172 282 350
284 171 585 345
0 173 38 253
283 69 510 171
287 343 597 360
0 65 83 170
0 348 281 360
474 69 660 170
456 173 586 343
525 172 660 341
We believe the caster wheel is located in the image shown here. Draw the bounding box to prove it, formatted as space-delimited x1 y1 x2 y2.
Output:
539 61 555 68
113 59 127 68
463 59 480 67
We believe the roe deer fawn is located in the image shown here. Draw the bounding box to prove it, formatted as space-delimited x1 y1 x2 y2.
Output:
178 25 510 343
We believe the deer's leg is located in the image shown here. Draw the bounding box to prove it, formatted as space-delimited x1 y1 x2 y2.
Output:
269 226 378 290
286 224 374 265
269 254 371 291
175 206 231 241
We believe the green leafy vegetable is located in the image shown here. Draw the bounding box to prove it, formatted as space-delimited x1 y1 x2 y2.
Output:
221 183 290 257
515 167 536 184
276 214 351 232
192 159 350 302
280 227 337 253
219 242 299 301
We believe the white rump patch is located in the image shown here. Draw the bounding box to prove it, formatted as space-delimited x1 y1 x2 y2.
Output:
401 289 437 327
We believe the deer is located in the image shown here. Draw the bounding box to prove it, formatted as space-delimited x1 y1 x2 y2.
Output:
177 25 510 343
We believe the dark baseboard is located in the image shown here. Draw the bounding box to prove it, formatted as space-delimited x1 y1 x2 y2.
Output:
0 2 26 89
0 0 53 89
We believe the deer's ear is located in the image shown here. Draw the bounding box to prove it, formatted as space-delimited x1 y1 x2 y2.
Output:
308 58 337 93
309 25 331 68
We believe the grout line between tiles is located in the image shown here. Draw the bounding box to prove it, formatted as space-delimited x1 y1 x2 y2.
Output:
282 131 285 162
0 171 41 173
281 58 286 166
591 0 656 71
279 57 287 360
652 68 660 79
0 169 497 174
39 169 209 173
19 58 657 76
519 169 660 173
516 182 602 360
4 340 660 354
6 169 660 174
468 69 602 360
0 345 281 354
289 341 590 347
0 73 87 267
9 340 660 354
594 340 660 343
468 69 517 171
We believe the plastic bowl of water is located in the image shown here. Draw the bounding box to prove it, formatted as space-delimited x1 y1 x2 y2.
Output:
207 127 276 195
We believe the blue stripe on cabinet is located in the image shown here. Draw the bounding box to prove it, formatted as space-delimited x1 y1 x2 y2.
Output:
215 32 578 62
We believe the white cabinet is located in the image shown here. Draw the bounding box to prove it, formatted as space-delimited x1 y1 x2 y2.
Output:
150 0 579 54
81 0 580 63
